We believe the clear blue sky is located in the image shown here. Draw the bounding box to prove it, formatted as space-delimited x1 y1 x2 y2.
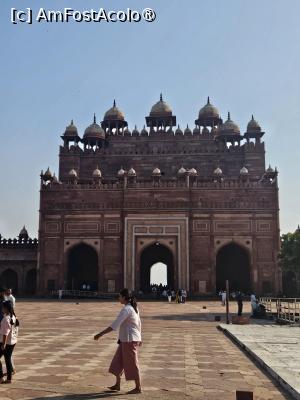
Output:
0 0 299 238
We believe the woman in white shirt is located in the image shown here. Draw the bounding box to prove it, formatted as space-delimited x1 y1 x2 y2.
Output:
0 301 19 384
94 288 142 394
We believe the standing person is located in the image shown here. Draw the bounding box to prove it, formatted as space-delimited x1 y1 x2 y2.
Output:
182 289 187 304
5 289 15 308
221 290 227 306
0 301 19 384
0 289 6 322
94 288 142 394
250 293 258 316
58 289 63 300
235 290 243 316
167 289 172 303
178 289 183 304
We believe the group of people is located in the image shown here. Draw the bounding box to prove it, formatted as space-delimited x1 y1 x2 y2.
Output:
0 287 18 384
218 290 266 318
150 285 188 303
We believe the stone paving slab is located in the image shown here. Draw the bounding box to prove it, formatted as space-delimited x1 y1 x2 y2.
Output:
219 323 300 399
0 301 293 400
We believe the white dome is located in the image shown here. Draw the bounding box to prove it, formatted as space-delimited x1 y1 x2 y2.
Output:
214 167 223 175
178 166 187 175
189 168 197 176
93 167 102 178
152 167 161 175
240 166 249 175
128 167 136 176
69 169 78 178
117 167 126 177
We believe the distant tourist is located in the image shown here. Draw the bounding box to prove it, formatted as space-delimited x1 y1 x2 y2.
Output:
235 290 243 316
0 300 19 384
5 289 15 308
167 289 172 302
221 290 226 306
0 289 6 322
58 289 63 300
94 288 142 394
178 289 183 303
250 293 257 315
182 289 187 303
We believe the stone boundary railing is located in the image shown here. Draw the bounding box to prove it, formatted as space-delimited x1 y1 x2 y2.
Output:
260 297 300 323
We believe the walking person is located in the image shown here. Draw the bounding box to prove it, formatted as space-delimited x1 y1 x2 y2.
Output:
221 290 226 306
235 290 243 316
0 301 19 384
250 292 258 316
182 289 187 304
4 289 15 308
167 289 172 303
0 289 5 321
94 288 142 394
178 289 183 304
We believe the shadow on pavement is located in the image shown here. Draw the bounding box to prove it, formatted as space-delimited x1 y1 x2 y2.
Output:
31 392 126 400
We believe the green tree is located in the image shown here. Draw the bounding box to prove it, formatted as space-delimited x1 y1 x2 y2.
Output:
279 227 300 295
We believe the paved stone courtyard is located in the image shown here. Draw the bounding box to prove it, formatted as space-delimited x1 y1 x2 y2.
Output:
0 300 292 400
219 324 300 399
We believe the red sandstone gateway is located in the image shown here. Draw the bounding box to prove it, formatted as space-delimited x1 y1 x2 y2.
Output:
0 96 281 296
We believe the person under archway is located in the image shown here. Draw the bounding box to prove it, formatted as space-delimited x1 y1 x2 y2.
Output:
94 288 142 394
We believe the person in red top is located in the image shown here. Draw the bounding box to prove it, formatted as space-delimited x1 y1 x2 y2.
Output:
0 301 19 384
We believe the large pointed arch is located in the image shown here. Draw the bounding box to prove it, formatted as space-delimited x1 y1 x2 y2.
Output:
140 242 174 293
216 243 251 293
67 243 98 290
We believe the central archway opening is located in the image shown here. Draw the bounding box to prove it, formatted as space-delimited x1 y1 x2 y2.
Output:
140 243 174 293
150 262 168 286
216 243 251 293
67 244 98 291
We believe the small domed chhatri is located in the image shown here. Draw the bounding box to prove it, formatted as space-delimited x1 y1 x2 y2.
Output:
44 167 53 180
152 167 161 176
104 100 125 121
178 166 187 175
83 115 105 145
184 125 192 135
193 126 200 135
214 167 223 175
240 166 249 175
69 169 78 178
141 125 148 136
146 94 176 131
63 120 79 138
117 167 126 177
219 112 240 135
102 100 128 132
195 97 222 127
175 125 183 135
244 115 264 143
128 167 136 176
247 115 261 133
150 93 172 115
189 168 198 176
92 166 102 178
132 125 139 137
19 226 29 240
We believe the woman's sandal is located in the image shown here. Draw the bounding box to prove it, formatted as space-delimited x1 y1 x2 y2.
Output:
127 387 142 394
107 384 120 391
